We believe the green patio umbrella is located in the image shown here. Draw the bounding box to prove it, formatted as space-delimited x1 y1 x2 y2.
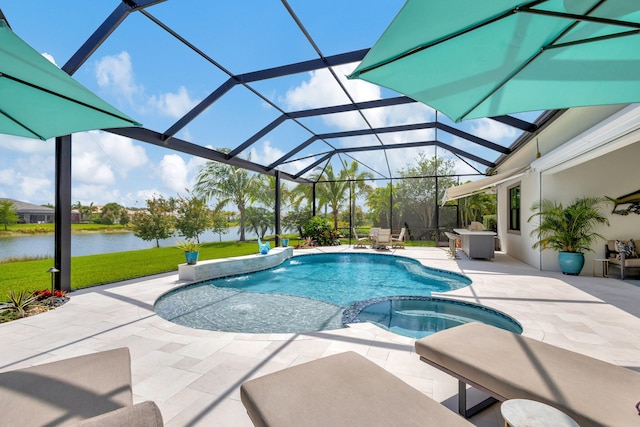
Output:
349 0 640 122
0 19 140 140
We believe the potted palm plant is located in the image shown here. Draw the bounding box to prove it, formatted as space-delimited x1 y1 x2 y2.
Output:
528 196 609 275
177 240 201 265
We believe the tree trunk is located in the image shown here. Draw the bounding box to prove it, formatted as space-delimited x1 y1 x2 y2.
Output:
239 206 246 241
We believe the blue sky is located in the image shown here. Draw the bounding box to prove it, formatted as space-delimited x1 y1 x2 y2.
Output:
0 1 532 207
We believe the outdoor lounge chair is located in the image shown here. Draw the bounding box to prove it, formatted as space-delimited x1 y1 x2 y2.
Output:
605 239 640 279
352 227 369 248
374 228 391 249
240 351 473 427
0 347 163 427
415 322 640 427
391 227 406 248
368 227 380 248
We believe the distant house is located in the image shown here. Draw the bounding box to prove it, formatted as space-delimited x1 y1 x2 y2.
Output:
0 198 54 224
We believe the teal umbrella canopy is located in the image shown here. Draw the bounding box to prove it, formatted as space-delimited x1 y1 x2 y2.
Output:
349 0 640 122
0 19 140 140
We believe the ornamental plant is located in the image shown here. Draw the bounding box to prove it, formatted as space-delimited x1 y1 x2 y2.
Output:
302 216 341 246
528 196 609 253
0 290 40 318
33 289 67 300
176 240 201 252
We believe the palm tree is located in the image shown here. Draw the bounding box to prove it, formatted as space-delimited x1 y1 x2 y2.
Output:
366 183 396 227
245 206 273 239
458 191 496 227
72 201 83 222
289 182 313 211
342 160 373 228
193 155 260 241
314 160 373 230
313 164 346 230
84 202 98 223
529 196 609 253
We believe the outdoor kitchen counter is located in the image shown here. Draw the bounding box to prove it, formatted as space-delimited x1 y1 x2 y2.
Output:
453 229 496 259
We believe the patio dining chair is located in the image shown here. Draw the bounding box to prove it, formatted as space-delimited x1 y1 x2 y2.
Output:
352 228 369 249
391 227 406 249
374 229 391 250
369 227 380 249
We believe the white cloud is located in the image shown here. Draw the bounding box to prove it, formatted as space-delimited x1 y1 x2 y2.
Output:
249 140 285 166
41 52 57 66
186 155 208 175
148 86 199 118
0 134 53 154
73 150 116 185
95 51 142 103
73 184 122 205
95 52 200 120
285 64 383 130
0 169 16 187
93 132 148 175
284 64 435 137
19 175 51 199
71 131 148 185
124 189 165 208
469 118 517 142
159 154 189 193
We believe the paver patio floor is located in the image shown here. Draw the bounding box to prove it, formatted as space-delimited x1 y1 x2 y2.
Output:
2 246 639 426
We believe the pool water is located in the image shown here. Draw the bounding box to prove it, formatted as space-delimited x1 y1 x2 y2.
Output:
344 296 523 339
155 253 474 335
208 253 471 304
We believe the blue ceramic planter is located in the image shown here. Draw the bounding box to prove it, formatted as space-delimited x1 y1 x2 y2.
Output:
185 251 199 265
558 251 584 275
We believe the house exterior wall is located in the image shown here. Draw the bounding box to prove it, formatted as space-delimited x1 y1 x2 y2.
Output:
494 104 638 273
19 212 55 224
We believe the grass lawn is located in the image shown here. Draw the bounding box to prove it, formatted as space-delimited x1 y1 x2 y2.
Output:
0 223 130 235
0 241 257 300
0 236 436 301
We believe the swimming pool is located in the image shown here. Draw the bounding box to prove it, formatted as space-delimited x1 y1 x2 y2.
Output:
155 253 475 334
343 296 522 339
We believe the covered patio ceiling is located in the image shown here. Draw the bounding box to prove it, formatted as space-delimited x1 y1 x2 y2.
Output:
10 0 558 186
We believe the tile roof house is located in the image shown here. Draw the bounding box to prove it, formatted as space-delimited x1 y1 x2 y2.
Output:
0 198 54 224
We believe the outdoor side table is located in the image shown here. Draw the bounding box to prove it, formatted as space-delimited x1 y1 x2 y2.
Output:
501 399 579 427
592 258 609 277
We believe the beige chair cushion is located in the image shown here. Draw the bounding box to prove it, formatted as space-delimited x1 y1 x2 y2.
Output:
241 351 473 427
78 401 163 427
609 257 640 267
0 348 133 426
415 323 640 427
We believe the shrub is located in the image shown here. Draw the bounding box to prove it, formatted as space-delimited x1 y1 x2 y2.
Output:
302 216 341 246
0 290 40 318
33 289 66 300
483 215 497 231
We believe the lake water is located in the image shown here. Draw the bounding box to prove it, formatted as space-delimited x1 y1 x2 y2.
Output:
0 227 259 259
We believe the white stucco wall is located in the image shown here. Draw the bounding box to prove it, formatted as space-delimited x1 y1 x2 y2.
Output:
495 104 640 273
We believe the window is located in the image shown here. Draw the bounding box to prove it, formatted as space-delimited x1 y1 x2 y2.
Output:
509 185 520 231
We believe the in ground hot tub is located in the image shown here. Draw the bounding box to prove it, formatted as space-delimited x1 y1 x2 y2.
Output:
343 296 522 339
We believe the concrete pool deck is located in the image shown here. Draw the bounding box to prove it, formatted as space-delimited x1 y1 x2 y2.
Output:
1 246 639 426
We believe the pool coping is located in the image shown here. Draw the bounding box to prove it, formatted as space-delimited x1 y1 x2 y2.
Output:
342 295 523 334
162 250 479 337
177 246 293 281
